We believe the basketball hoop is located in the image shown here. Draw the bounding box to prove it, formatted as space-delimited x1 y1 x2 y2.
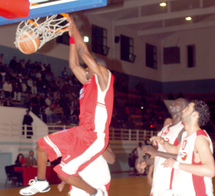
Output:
14 13 69 53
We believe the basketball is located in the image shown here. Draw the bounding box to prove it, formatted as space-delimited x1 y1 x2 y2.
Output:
16 31 40 54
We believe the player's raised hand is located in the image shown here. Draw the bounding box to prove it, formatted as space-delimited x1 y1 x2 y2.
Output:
67 15 75 37
150 136 165 147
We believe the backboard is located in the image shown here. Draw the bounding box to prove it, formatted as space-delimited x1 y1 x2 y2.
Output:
0 0 107 25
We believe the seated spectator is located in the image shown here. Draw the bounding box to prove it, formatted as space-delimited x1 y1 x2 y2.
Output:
3 80 12 98
4 99 14 107
21 79 28 93
39 105 47 123
9 56 17 73
53 89 61 100
45 105 60 124
53 103 66 124
0 53 4 64
61 81 70 96
27 77 33 92
45 94 52 106
31 80 37 95
61 67 68 78
13 82 22 102
24 92 33 107
168 92 175 100
0 90 6 99
14 153 25 185
177 92 184 98
15 153 25 167
25 151 37 166
0 98 4 106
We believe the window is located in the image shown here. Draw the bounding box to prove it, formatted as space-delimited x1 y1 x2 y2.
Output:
56 32 70 45
92 24 109 56
120 35 136 63
146 43 157 69
187 45 195 68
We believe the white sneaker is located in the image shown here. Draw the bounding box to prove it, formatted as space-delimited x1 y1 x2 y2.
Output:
19 177 50 195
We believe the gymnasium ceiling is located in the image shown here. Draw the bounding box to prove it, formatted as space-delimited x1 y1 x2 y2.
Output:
85 0 215 38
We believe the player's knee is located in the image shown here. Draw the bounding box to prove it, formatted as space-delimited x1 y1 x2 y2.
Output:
36 142 44 152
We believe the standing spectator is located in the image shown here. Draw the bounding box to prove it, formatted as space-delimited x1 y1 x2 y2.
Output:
22 110 33 138
3 80 12 98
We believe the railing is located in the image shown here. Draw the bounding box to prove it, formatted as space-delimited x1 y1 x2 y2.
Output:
109 128 158 141
0 122 159 141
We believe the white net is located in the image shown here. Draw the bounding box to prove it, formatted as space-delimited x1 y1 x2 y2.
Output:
15 14 69 50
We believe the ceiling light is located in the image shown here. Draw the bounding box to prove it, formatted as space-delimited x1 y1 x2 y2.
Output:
159 2 167 7
185 16 192 21
83 36 89 43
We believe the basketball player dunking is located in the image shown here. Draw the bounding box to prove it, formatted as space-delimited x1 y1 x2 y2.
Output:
20 14 114 196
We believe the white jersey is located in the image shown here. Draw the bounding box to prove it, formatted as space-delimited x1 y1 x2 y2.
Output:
69 155 111 196
172 129 213 196
151 122 184 196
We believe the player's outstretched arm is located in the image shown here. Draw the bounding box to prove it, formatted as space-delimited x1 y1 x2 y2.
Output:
68 22 87 85
143 145 177 160
67 14 109 91
162 136 215 177
150 136 180 154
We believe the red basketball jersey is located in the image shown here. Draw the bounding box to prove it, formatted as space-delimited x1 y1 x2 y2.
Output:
79 71 114 137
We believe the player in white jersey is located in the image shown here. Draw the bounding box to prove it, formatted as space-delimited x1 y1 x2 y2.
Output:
152 100 215 196
136 98 189 196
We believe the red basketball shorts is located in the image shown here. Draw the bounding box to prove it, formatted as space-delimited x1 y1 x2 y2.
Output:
37 126 107 179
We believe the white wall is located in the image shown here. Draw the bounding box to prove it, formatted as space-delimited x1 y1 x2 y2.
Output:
1 13 215 84
161 27 215 82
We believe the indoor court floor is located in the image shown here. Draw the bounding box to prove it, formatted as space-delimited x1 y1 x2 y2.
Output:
0 175 151 196
1 175 215 196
